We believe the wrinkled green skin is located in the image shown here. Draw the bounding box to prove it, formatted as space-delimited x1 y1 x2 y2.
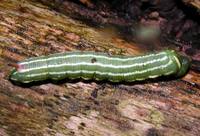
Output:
9 50 190 83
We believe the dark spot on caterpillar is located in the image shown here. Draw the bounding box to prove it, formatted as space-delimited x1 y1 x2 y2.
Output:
91 58 97 63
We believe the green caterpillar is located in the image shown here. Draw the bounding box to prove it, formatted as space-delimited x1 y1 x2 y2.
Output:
9 50 190 83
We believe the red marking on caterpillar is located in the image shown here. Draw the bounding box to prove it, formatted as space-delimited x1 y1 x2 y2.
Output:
17 64 25 72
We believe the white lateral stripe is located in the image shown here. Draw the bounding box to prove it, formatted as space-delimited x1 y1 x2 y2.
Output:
163 70 174 76
18 56 168 73
26 72 48 77
19 52 167 65
172 55 181 69
27 59 173 77
10 72 48 80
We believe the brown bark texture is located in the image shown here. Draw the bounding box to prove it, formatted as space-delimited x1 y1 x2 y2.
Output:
0 0 200 136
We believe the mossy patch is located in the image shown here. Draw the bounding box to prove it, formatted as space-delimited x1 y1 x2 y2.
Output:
148 109 165 127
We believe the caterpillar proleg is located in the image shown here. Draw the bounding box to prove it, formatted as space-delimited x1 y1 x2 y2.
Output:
9 50 190 83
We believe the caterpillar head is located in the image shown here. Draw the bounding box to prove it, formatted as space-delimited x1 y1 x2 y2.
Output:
176 55 191 77
167 50 191 77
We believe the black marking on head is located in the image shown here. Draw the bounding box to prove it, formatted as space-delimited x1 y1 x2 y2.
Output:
91 58 97 63
8 63 19 69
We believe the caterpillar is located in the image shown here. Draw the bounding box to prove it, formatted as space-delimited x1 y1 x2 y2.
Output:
9 50 190 83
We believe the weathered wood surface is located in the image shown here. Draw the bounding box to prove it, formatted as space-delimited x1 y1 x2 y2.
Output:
183 0 200 11
0 0 200 136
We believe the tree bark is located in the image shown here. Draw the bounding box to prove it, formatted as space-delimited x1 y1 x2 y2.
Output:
0 0 200 136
